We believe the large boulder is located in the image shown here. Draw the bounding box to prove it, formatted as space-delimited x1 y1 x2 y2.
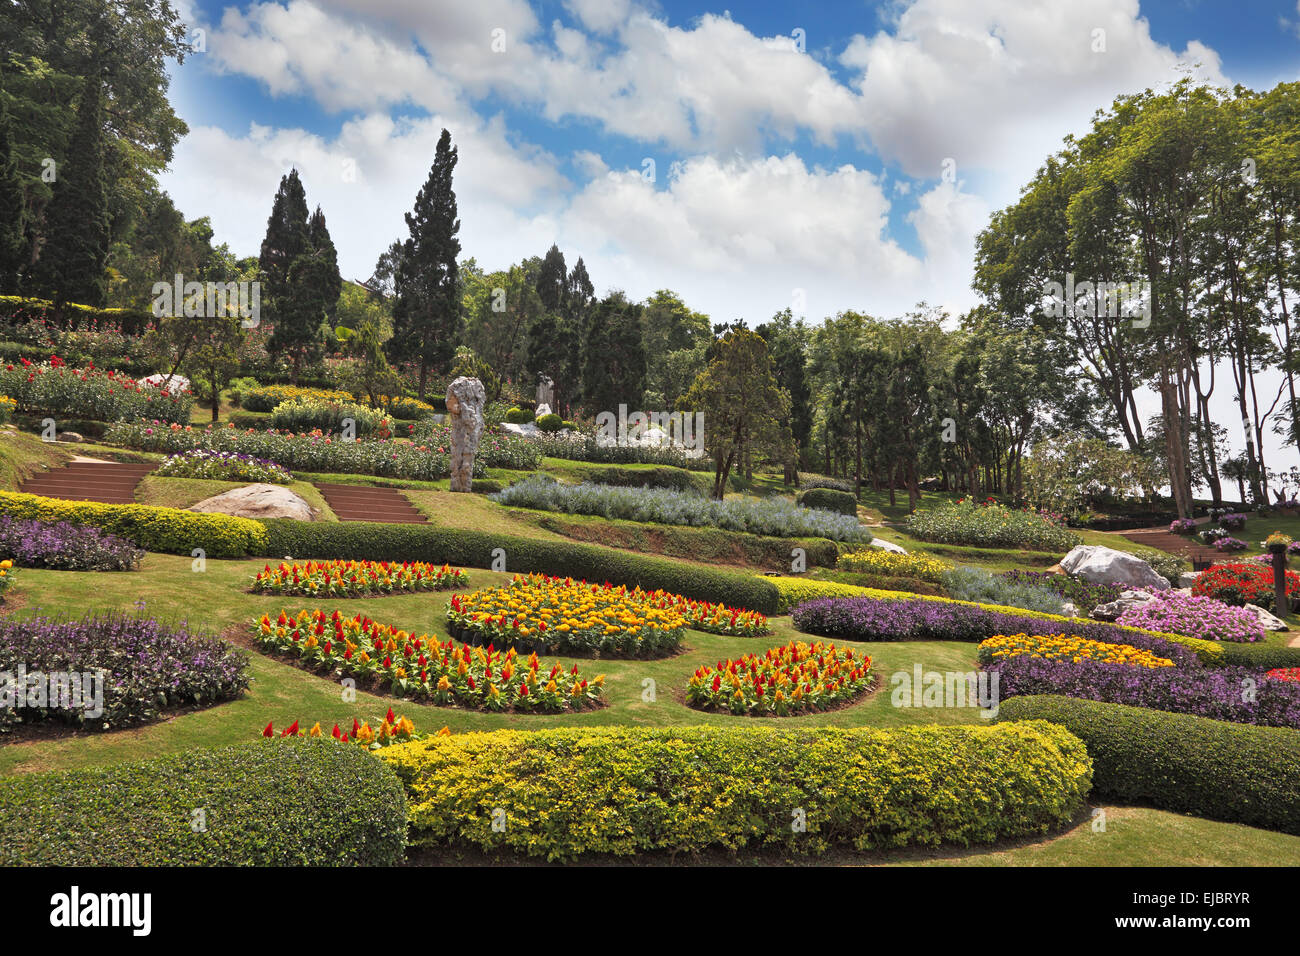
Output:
1090 589 1158 621
139 373 190 395
868 538 907 554
190 483 315 521
1244 603 1289 632
1061 544 1170 591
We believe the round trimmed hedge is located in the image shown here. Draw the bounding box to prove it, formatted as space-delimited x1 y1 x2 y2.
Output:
796 487 858 517
997 695 1300 836
0 739 408 865
380 723 1091 860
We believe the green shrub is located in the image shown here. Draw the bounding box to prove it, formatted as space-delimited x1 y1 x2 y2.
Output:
242 384 356 413
535 412 563 432
259 519 782 613
0 491 268 557
1128 545 1187 586
905 500 1081 552
504 406 534 425
798 474 855 494
0 360 193 424
797 487 858 517
382 723 1089 861
271 397 385 435
0 396 13 425
581 465 703 494
530 514 839 570
939 565 1066 615
997 695 1300 836
0 739 407 865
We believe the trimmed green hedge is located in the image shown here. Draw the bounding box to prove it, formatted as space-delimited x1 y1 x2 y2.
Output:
381 723 1091 861
797 487 858 517
0 739 408 865
998 695 1300 836
1217 641 1300 669
259 519 783 613
0 491 268 557
580 465 704 494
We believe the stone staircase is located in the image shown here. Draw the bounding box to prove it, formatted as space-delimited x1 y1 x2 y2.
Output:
314 483 427 524
18 460 156 504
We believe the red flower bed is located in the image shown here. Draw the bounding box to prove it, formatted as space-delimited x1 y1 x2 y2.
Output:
1192 562 1300 610
1267 668 1300 684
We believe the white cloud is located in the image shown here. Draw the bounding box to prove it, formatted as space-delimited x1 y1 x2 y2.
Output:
840 0 1229 186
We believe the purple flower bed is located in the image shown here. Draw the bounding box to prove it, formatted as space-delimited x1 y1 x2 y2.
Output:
0 612 249 733
1169 518 1197 535
989 656 1300 729
998 569 1123 613
1116 590 1264 643
791 595 1202 666
1220 513 1248 531
1214 536 1248 552
0 516 144 571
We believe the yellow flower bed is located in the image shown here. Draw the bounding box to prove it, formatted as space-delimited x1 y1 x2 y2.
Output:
977 633 1174 668
448 574 686 657
836 549 952 582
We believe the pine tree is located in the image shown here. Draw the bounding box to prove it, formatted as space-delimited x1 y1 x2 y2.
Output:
581 294 646 415
534 243 566 312
388 128 462 398
28 69 110 309
259 170 337 381
307 205 342 321
0 106 27 294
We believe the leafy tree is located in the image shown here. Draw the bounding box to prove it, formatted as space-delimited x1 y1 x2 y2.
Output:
27 68 109 309
679 328 794 499
581 293 646 416
534 243 566 312
388 128 462 398
756 308 811 481
184 312 246 423
0 104 26 293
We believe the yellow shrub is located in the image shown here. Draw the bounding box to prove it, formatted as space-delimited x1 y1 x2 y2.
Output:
836 548 952 582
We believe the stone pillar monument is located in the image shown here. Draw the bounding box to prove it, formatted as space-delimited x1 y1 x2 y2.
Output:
446 376 486 493
536 374 554 411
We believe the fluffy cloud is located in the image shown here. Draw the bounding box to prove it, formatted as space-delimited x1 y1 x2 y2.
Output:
840 0 1228 185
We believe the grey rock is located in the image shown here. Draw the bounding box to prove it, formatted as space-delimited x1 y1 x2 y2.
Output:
1244 603 1289 632
1060 601 1080 619
1061 544 1171 591
1091 589 1158 621
1177 571 1202 589
868 538 907 554
59 431 84 443
190 483 315 521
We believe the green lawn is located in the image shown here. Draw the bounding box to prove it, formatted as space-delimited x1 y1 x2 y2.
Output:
0 426 72 490
135 474 337 519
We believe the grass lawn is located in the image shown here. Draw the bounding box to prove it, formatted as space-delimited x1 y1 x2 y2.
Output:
0 427 72 490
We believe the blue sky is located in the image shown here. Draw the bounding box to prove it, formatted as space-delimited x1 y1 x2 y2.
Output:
159 0 1300 471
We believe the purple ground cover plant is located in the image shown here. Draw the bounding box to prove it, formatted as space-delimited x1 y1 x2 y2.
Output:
1116 590 1264 643
0 516 144 571
988 656 1300 729
790 595 1202 666
0 612 249 732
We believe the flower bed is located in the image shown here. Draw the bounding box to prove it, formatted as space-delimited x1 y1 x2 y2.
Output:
263 709 436 749
988 656 1300 729
791 594 1205 666
1192 562 1300 610
977 633 1174 669
255 609 605 712
903 500 1081 552
0 516 143 570
106 419 541 480
1169 518 1197 535
157 448 293 484
634 587 769 636
270 397 386 436
447 575 686 657
0 612 249 733
251 560 468 598
493 475 871 542
1213 536 1248 552
836 549 951 582
1267 667 1300 683
1115 590 1264 643
0 559 13 598
242 384 357 412
686 640 873 715
0 356 193 423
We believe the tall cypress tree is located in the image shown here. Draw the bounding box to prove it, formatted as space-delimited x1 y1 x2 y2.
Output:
0 106 27 294
534 243 566 313
581 294 646 415
387 128 461 398
259 169 323 381
307 205 342 322
28 68 110 309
